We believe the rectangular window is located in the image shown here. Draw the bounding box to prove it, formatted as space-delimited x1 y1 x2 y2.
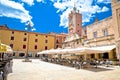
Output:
56 39 59 43
23 38 27 41
11 36 14 40
12 31 14 34
34 45 37 49
45 40 48 43
45 46 48 50
24 33 27 35
10 44 13 48
103 29 108 36
35 39 38 42
45 35 48 38
35 34 38 36
23 45 26 49
93 32 97 38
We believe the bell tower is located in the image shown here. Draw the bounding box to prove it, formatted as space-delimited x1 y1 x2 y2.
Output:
68 6 82 36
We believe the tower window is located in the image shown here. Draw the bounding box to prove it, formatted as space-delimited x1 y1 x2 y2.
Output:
35 39 38 42
35 34 38 36
12 31 14 34
23 38 27 41
45 40 48 43
45 35 48 38
24 33 27 35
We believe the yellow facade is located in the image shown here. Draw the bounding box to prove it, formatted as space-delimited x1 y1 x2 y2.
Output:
0 28 55 58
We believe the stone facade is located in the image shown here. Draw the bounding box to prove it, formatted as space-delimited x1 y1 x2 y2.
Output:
85 17 116 60
112 0 120 60
86 17 115 47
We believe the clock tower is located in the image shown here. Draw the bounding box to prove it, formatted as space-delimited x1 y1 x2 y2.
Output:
68 7 82 36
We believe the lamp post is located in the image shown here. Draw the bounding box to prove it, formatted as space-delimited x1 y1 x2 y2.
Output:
22 21 33 62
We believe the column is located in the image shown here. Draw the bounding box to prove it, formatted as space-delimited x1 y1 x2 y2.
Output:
87 54 91 59
109 50 114 60
32 53 36 58
15 51 19 58
95 54 99 59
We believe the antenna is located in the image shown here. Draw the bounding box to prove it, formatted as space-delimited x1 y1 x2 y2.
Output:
73 0 76 12
74 0 75 8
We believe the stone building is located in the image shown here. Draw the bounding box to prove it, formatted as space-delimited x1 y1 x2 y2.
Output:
85 17 116 60
48 32 67 49
112 0 120 60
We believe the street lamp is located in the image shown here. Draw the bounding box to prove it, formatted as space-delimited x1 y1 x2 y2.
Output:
22 21 34 62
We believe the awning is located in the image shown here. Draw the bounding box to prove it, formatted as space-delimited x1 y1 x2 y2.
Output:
90 45 116 52
37 45 116 55
37 47 74 54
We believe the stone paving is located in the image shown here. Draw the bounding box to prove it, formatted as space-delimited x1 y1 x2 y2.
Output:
8 59 120 80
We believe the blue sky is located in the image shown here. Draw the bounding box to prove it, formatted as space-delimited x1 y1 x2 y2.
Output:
0 0 112 34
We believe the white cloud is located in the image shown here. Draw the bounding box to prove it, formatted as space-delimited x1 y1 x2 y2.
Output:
21 0 44 6
59 8 71 28
0 0 34 26
36 0 43 2
0 0 111 30
97 0 104 3
97 0 111 4
31 27 36 31
101 6 109 12
54 2 68 13
21 0 34 6
52 0 111 27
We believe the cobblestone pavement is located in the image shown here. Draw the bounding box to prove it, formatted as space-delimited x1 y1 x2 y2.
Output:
8 59 120 80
